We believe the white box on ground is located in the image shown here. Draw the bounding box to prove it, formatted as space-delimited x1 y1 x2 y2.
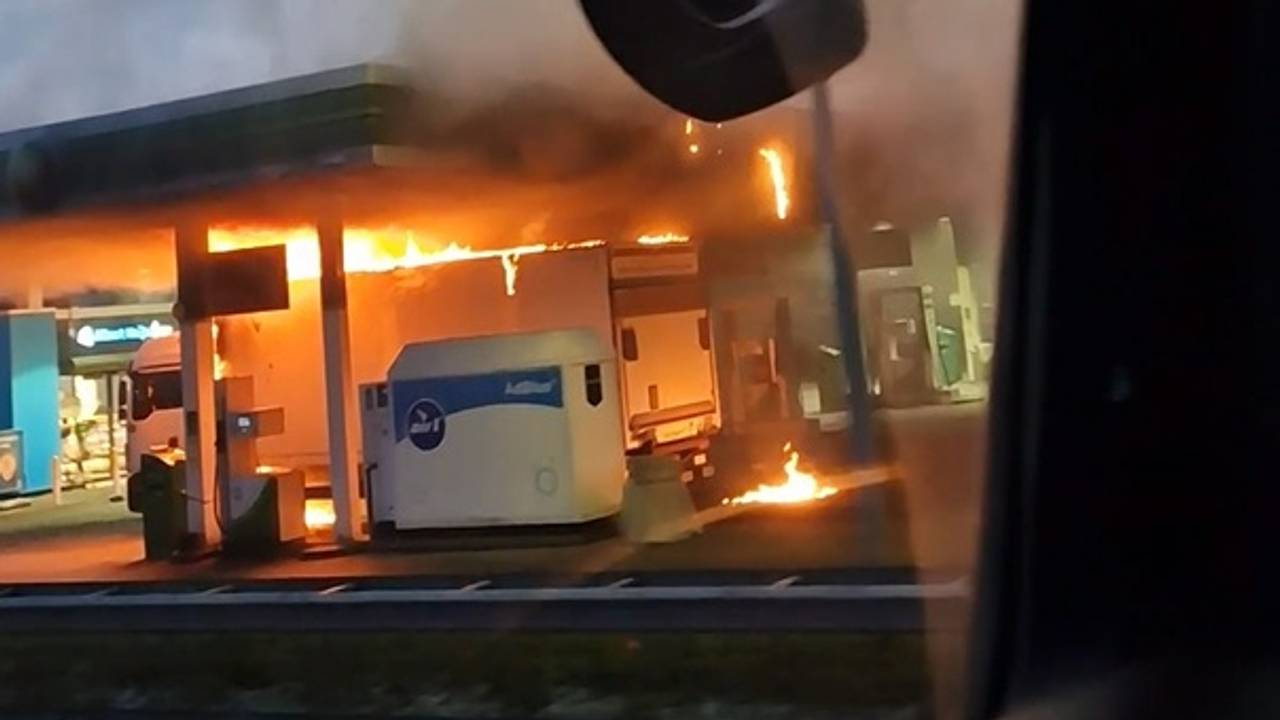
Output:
384 328 625 529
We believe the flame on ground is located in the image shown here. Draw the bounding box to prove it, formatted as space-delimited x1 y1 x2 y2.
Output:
723 443 838 506
208 226 603 297
304 497 336 532
636 232 691 246
758 147 791 220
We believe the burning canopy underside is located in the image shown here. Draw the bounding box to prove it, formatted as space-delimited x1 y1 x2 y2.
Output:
0 63 921 310
0 63 812 253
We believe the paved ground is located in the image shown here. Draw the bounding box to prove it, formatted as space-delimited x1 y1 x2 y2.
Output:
0 404 986 589
0 485 135 541
0 404 984 718
0 486 915 585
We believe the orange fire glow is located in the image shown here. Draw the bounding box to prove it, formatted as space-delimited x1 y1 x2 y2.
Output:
636 232 691 246
723 443 838 506
758 147 790 220
207 226 603 297
211 320 228 380
304 497 336 531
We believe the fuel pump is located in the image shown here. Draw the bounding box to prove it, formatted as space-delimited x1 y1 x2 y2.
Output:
215 376 305 555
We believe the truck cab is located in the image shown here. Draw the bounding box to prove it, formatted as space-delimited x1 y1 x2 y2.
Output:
121 334 183 477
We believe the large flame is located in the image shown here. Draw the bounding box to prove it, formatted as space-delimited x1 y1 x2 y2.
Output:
723 443 838 506
758 147 791 220
207 226 603 297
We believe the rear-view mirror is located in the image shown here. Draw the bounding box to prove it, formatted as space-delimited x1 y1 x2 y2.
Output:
580 0 868 121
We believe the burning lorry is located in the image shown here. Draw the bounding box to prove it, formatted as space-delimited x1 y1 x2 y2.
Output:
122 236 720 532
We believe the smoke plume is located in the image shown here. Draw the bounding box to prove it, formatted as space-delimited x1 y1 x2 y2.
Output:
0 0 1020 302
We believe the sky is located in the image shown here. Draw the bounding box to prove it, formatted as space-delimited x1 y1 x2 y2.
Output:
0 0 623 132
0 0 1018 128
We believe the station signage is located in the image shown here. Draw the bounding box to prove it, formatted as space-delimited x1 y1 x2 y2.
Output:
73 319 175 349
58 307 180 373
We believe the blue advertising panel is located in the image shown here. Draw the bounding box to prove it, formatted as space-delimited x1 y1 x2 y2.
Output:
0 310 59 494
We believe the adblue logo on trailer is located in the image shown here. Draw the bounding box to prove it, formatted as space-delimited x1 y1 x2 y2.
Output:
504 379 556 396
405 399 447 451
393 367 563 453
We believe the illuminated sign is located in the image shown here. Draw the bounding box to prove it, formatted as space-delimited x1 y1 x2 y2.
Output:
609 250 699 280
73 320 175 349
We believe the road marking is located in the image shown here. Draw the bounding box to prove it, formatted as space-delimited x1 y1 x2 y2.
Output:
200 584 234 595
0 578 970 610
459 580 491 592
606 577 635 589
770 575 801 589
318 582 354 596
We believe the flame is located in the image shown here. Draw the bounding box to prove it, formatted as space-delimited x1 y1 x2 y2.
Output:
304 497 336 531
758 147 790 220
636 233 691 246
207 226 603 295
500 252 520 297
211 319 228 380
723 443 838 506
684 118 694 135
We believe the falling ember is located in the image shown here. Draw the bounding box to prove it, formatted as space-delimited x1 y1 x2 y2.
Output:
304 497 336 531
500 252 520 297
636 232 691 246
688 143 700 155
722 443 838 506
758 147 790 220
684 117 694 135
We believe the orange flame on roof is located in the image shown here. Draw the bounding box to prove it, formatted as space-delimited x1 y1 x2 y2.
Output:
207 226 603 297
758 147 790 220
635 232 690 246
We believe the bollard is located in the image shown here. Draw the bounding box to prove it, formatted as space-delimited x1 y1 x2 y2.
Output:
50 455 62 505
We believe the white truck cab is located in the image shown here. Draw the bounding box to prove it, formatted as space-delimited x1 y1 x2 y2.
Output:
121 334 183 477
